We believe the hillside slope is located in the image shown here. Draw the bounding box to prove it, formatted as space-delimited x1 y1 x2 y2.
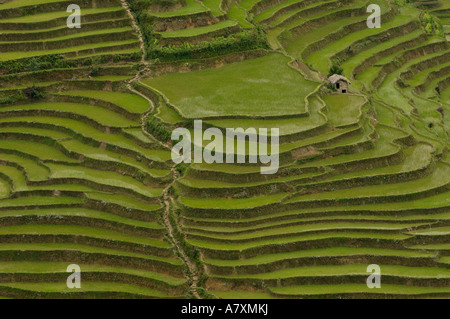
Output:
0 0 449 299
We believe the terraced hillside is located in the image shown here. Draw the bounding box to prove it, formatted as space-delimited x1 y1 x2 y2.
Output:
140 0 450 299
0 0 189 298
0 0 449 299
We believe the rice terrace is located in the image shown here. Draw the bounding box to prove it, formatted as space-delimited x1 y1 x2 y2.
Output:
0 0 448 301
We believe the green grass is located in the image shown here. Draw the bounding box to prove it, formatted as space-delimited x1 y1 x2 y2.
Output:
1 26 133 44
221 264 450 280
0 224 170 248
157 20 237 38
211 290 276 299
322 94 364 126
0 7 123 23
149 0 207 17
290 162 450 203
0 165 28 191
0 126 70 140
410 244 450 250
295 125 404 169
228 3 253 28
205 95 326 136
189 232 409 251
189 221 427 241
270 284 450 296
185 191 450 225
0 0 67 9
0 139 78 162
86 75 134 81
2 17 129 35
45 163 164 198
422 74 450 99
341 29 425 77
441 84 450 105
412 226 450 236
179 171 321 189
407 61 450 87
373 37 446 117
86 192 161 211
206 247 433 267
0 176 10 198
255 0 310 22
203 0 224 16
0 207 161 229
69 48 141 60
0 102 137 127
59 139 163 177
0 39 138 62
0 163 94 192
56 91 151 114
0 196 83 208
0 117 171 162
306 12 415 74
1 282 172 298
144 53 317 118
0 153 49 181
279 125 358 153
205 116 324 136
0 261 185 285
154 102 184 124
286 12 365 58
122 128 154 145
319 143 433 183
187 211 450 231
180 193 286 209
1 0 449 299
0 242 182 265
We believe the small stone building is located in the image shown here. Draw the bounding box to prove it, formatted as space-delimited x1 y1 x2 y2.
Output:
328 74 351 93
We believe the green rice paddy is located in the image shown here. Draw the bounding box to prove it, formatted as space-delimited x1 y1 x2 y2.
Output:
0 0 449 299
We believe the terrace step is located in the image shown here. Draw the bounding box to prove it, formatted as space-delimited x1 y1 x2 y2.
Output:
0 281 178 299
155 20 241 46
149 0 208 18
306 14 417 74
209 264 450 288
256 0 336 25
282 3 372 58
0 116 171 164
0 6 126 30
344 29 428 80
0 26 136 53
0 18 132 41
268 283 450 298
0 261 186 295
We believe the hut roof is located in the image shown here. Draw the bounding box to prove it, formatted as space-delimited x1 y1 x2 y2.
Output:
328 74 351 84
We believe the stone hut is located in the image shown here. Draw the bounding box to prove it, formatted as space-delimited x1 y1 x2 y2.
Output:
328 74 351 93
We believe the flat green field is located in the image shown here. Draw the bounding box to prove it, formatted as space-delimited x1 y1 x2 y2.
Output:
0 0 65 9
0 7 123 23
1 0 449 300
56 91 151 114
270 284 450 296
143 53 317 118
2 282 172 297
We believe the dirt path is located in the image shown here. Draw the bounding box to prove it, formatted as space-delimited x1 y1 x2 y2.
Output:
119 0 148 66
119 0 203 299
161 170 202 299
119 0 151 84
